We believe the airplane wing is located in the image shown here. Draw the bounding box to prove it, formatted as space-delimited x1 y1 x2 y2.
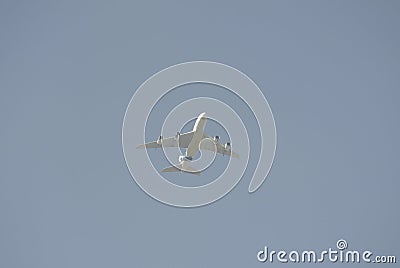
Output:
161 163 201 175
200 134 240 158
136 131 195 149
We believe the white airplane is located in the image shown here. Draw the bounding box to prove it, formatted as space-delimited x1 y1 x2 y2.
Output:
136 112 239 175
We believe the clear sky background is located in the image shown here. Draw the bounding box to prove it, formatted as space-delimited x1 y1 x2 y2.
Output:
1 1 399 267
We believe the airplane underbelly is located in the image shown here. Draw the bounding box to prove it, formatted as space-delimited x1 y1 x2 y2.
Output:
186 116 206 158
186 132 203 157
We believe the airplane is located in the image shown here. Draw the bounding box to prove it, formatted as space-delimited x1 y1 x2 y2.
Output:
136 112 239 175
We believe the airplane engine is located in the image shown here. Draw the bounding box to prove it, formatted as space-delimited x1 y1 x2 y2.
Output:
214 136 219 142
224 142 231 151
157 135 162 145
178 155 192 163
175 131 180 140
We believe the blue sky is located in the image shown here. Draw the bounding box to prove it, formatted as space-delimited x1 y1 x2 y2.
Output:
1 1 399 267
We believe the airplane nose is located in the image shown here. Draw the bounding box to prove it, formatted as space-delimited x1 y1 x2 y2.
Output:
200 112 206 118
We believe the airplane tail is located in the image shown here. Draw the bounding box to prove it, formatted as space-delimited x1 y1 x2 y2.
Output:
161 164 201 175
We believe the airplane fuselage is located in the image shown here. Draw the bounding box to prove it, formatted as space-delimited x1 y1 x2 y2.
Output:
185 112 207 159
